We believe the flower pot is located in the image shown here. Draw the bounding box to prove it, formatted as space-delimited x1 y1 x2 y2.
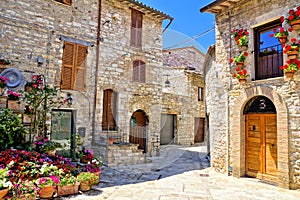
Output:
7 99 19 110
0 188 9 199
277 36 287 45
79 183 92 192
80 156 91 163
108 137 114 145
284 70 296 79
94 172 100 183
38 185 55 199
46 149 56 156
239 78 247 85
290 19 300 30
0 87 3 96
235 62 244 68
287 50 298 60
23 114 32 124
241 45 248 51
0 96 7 109
57 183 79 196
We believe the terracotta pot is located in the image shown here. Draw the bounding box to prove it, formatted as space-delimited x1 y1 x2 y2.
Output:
79 183 91 192
235 62 244 68
287 50 298 60
239 78 247 85
0 87 3 96
0 188 9 199
284 70 295 79
241 45 248 51
57 183 79 196
38 185 55 199
7 99 19 110
108 137 114 145
277 36 287 45
290 19 300 30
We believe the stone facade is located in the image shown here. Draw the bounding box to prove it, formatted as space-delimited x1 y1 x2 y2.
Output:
0 0 172 164
162 47 206 146
201 0 300 189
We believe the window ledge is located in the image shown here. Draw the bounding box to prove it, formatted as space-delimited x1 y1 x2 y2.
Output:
251 76 283 83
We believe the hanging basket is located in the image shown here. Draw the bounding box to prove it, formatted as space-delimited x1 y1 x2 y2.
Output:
290 19 300 30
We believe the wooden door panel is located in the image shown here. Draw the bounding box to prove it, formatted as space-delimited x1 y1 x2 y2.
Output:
265 115 277 176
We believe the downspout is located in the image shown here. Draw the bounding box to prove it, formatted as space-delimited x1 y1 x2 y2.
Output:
227 11 232 176
91 0 102 145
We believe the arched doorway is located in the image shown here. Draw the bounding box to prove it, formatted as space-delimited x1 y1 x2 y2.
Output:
129 110 148 153
244 95 277 182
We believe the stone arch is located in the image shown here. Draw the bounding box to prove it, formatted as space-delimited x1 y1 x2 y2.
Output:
231 85 289 189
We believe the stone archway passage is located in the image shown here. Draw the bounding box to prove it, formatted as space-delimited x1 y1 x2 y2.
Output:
129 110 148 153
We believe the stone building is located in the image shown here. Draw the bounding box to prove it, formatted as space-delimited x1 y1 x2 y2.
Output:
161 47 206 146
201 0 300 189
0 0 173 165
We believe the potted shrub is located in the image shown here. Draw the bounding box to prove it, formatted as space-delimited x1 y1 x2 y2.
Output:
280 59 300 78
57 173 79 196
231 28 249 50
230 52 248 67
0 167 12 199
77 172 98 192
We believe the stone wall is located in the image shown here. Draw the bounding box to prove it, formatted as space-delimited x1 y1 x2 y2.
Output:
205 0 300 189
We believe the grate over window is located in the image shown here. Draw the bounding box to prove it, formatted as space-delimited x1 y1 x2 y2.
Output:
243 96 276 114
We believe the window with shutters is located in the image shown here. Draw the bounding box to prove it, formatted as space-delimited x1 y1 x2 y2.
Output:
132 60 146 83
54 0 72 6
102 89 117 131
61 41 87 91
131 9 143 47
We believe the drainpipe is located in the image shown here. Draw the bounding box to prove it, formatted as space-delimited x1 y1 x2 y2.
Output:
91 0 102 145
227 11 232 176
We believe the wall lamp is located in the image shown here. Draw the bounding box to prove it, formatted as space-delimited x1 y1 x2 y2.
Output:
66 92 73 106
37 55 44 67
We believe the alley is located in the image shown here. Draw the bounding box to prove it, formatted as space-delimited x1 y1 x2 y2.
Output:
60 145 300 200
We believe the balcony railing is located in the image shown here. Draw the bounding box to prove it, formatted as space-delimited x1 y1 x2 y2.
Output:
255 44 283 80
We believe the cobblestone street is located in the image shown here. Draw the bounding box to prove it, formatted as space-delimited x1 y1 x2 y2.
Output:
58 145 300 200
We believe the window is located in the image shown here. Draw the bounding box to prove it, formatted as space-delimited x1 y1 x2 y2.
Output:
132 60 146 83
102 89 117 131
131 9 143 47
61 41 87 90
254 19 283 80
54 0 71 6
198 87 204 101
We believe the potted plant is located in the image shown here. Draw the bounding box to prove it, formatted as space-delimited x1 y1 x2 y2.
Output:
233 69 249 84
282 6 300 30
35 176 59 199
78 148 94 163
11 179 37 200
34 137 62 156
81 158 102 183
231 28 249 50
0 167 12 199
7 90 21 110
0 76 8 95
230 52 248 67
269 26 292 45
77 172 98 192
280 59 300 78
57 173 79 196
283 38 300 59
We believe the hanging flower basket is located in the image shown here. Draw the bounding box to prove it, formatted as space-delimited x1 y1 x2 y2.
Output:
235 61 244 68
287 50 299 59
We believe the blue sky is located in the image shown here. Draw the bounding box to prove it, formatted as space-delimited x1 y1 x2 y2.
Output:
138 0 216 53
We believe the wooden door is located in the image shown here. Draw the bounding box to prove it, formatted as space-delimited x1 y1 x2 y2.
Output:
194 118 205 143
246 114 277 180
160 114 175 145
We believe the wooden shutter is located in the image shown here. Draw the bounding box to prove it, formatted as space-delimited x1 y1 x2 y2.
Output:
140 61 146 83
132 60 139 82
102 89 116 130
61 42 75 90
74 44 87 91
130 9 143 47
194 118 205 143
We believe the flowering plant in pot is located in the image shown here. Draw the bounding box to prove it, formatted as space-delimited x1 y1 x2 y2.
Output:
269 26 291 45
282 6 300 30
78 148 94 163
77 172 98 191
230 52 248 66
0 76 8 89
280 59 300 72
34 137 62 155
0 167 12 199
10 179 37 199
7 90 21 100
57 173 79 196
233 68 249 79
231 29 249 48
35 176 59 199
283 38 300 59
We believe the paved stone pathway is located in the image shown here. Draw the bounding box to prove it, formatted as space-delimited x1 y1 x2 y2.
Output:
58 145 300 200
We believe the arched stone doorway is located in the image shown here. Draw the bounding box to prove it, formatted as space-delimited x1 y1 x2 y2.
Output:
129 110 148 153
231 86 289 189
244 96 277 182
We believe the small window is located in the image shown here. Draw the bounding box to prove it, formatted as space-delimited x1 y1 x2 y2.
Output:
131 9 143 47
61 41 87 91
102 89 117 131
254 19 283 80
54 0 72 6
198 87 204 101
132 60 146 83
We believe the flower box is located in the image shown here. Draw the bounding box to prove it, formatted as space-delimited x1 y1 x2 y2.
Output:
57 183 79 196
